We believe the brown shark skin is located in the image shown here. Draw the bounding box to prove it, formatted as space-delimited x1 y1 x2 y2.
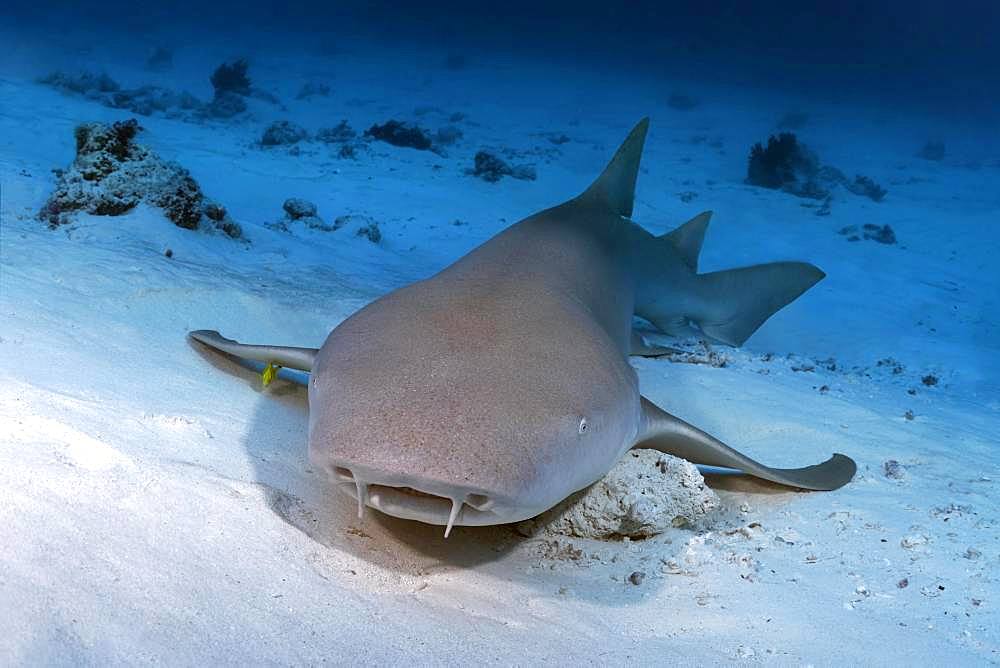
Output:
308 201 644 520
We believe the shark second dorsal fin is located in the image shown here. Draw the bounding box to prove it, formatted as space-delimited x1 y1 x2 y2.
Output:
661 211 712 271
578 118 650 217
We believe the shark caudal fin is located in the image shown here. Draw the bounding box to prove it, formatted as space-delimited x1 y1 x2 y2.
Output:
636 211 825 346
693 262 826 346
577 118 650 217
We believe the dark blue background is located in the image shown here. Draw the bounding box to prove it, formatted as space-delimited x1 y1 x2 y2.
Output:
9 1 999 119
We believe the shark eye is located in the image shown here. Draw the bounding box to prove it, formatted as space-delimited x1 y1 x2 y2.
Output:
578 417 588 435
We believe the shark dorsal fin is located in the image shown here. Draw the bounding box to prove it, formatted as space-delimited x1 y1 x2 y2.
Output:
578 118 650 217
661 211 712 271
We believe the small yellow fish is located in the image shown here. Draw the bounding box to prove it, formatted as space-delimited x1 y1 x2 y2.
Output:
261 362 282 387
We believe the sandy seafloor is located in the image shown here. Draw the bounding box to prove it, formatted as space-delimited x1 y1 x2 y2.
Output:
1 20 999 667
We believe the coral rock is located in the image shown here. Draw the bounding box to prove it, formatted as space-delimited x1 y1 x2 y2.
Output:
365 121 433 151
40 119 240 238
282 198 319 220
210 59 252 97
472 151 536 183
527 450 721 539
261 121 309 147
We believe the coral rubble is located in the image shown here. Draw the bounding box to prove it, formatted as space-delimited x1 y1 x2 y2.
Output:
39 119 240 238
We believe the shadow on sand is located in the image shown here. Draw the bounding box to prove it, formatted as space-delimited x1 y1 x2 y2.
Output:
188 338 798 605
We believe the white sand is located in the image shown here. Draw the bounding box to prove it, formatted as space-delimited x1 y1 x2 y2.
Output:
1 25 998 665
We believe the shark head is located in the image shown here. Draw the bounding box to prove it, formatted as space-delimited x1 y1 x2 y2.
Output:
306 285 640 536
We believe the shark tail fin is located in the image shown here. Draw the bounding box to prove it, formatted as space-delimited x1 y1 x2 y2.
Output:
692 262 826 346
578 118 650 217
660 211 712 271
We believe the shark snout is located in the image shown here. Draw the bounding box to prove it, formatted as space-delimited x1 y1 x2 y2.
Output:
329 463 524 537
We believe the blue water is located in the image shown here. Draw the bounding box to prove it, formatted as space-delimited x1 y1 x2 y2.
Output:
8 0 1000 120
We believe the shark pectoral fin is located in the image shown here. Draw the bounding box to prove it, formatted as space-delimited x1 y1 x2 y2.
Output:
634 396 856 491
629 330 681 357
188 329 318 372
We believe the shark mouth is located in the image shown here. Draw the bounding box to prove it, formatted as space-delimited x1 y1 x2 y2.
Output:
332 466 511 537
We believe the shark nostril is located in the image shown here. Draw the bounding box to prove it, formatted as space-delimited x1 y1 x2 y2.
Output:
466 493 491 510
333 466 353 480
